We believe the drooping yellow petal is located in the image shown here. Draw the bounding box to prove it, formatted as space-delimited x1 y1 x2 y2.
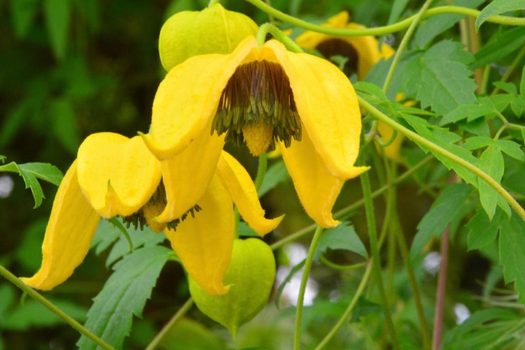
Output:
77 133 161 218
156 130 224 223
216 152 283 235
268 40 363 179
22 162 100 290
165 176 234 295
144 37 257 160
279 134 368 228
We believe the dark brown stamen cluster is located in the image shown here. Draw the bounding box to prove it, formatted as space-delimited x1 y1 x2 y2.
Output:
316 39 359 76
212 60 302 150
123 182 202 231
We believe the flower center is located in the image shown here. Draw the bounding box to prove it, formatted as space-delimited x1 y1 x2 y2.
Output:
123 183 201 231
315 39 358 76
212 60 302 156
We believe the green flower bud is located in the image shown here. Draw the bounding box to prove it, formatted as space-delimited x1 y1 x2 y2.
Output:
189 238 276 338
159 4 258 71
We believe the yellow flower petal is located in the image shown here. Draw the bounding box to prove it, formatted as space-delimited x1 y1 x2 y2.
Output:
77 133 162 218
268 40 363 179
216 152 283 235
165 176 234 295
279 135 368 228
156 131 224 223
144 37 257 160
377 121 404 163
21 162 100 290
294 12 349 50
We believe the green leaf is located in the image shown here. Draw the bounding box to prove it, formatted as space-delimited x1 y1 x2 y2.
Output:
77 246 173 350
91 219 166 267
9 0 40 38
478 143 509 219
157 318 226 350
17 162 64 186
498 214 525 303
316 222 368 259
467 210 503 251
413 0 484 47
259 160 289 197
520 67 525 97
44 0 71 59
462 136 492 151
474 27 525 68
476 0 525 28
387 0 410 25
442 308 519 350
50 98 80 154
410 184 471 260
3 299 87 330
237 221 259 237
497 140 524 161
440 97 494 125
404 40 477 115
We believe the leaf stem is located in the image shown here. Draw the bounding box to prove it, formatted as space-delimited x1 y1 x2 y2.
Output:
243 1 525 37
491 44 525 95
256 22 303 53
315 262 373 349
357 95 525 221
293 225 323 350
360 172 399 350
0 265 115 350
145 298 194 350
383 0 434 93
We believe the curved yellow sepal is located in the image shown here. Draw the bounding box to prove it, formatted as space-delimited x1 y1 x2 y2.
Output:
279 136 366 228
146 37 257 160
268 40 363 179
216 152 283 235
156 131 224 223
165 176 234 295
21 162 100 290
77 133 162 218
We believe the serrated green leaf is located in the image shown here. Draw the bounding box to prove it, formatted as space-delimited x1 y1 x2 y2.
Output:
3 299 87 330
91 218 166 267
410 184 471 260
497 140 524 161
478 143 509 219
44 0 71 59
18 162 64 186
9 0 40 38
316 222 368 259
77 246 173 350
467 210 503 251
474 27 525 68
510 96 525 117
493 81 517 95
498 214 525 303
258 160 289 197
476 0 525 28
441 97 494 125
0 161 43 208
404 40 476 115
463 136 492 151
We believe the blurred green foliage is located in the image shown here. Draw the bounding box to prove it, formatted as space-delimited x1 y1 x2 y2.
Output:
1 0 524 349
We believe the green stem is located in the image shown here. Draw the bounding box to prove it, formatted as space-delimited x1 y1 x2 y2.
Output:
360 172 399 350
244 1 525 37
319 255 367 271
357 95 525 221
383 0 434 93
256 23 303 53
145 298 194 350
109 218 134 253
0 265 115 350
255 152 268 191
270 156 433 251
315 262 373 349
293 226 323 350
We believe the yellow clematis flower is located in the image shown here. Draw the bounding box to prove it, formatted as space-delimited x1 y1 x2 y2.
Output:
22 132 281 295
296 12 403 162
143 36 368 228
